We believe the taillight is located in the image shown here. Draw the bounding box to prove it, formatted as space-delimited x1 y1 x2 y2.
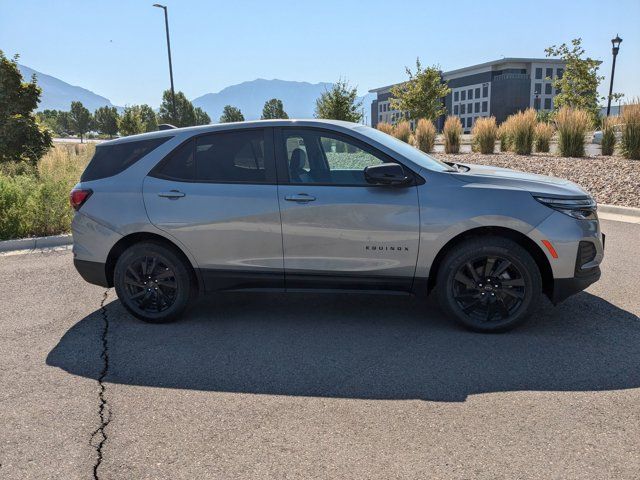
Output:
70 188 93 211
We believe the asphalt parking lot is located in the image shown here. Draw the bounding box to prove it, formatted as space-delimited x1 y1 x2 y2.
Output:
1 218 639 479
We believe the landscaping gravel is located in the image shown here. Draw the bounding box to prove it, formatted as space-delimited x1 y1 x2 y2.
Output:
433 152 640 208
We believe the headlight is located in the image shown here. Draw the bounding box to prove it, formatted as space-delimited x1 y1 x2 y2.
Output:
534 196 597 220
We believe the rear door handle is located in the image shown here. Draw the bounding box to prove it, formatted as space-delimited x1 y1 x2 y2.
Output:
285 194 316 203
158 190 186 199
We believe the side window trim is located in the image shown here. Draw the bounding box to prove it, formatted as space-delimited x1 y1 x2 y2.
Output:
275 127 419 187
149 127 277 184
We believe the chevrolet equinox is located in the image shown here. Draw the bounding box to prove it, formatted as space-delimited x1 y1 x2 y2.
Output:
71 120 604 332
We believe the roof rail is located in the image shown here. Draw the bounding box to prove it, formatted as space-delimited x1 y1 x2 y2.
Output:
158 124 177 131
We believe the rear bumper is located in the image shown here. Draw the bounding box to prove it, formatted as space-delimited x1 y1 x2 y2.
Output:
74 259 109 287
551 266 601 304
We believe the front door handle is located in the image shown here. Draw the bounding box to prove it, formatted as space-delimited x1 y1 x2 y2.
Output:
158 190 186 199
285 194 316 203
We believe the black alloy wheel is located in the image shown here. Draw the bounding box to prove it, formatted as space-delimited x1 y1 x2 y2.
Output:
114 241 192 323
452 256 526 323
123 255 178 314
436 236 542 332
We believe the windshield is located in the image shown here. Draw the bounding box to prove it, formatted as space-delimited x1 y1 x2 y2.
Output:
354 125 455 172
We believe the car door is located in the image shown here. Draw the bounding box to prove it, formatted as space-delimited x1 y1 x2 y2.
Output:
275 127 420 292
143 127 284 291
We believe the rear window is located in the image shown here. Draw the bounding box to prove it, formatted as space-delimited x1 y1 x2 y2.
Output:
81 137 171 182
151 129 270 183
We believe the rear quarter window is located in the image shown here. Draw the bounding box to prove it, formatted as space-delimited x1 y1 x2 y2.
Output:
81 137 171 182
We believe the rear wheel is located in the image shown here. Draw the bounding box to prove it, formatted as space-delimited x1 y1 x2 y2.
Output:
114 241 192 323
436 237 542 332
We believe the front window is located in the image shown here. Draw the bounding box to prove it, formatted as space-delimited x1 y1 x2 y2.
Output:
281 129 386 185
354 125 455 173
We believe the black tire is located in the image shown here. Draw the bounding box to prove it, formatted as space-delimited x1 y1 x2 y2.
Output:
436 236 542 333
114 241 192 323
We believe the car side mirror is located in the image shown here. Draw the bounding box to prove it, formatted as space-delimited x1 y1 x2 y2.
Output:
364 163 410 186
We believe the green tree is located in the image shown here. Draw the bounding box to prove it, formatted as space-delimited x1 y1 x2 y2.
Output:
219 105 244 123
118 105 144 136
57 111 71 133
261 98 288 119
157 90 196 127
314 79 362 122
194 107 211 125
37 109 63 135
69 101 91 142
93 106 119 138
390 58 450 123
545 38 604 124
138 104 158 132
0 50 52 165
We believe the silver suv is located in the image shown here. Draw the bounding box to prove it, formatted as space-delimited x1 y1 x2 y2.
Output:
71 120 603 332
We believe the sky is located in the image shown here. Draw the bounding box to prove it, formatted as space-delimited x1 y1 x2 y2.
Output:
1 0 639 107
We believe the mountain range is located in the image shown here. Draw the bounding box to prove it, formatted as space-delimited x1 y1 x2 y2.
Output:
18 64 375 123
191 79 375 122
18 64 117 112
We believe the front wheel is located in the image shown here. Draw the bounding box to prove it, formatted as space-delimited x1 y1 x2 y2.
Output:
436 237 542 333
114 241 193 323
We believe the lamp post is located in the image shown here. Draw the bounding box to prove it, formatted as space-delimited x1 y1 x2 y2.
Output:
153 4 177 122
606 34 622 117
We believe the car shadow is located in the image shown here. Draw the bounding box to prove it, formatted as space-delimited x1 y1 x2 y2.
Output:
46 291 640 402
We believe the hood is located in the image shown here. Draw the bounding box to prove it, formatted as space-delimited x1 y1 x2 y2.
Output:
450 163 591 198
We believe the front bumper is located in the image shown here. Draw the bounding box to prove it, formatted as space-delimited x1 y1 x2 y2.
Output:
550 232 604 304
551 266 601 304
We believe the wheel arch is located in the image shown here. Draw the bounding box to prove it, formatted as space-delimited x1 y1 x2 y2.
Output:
105 232 201 293
426 226 553 299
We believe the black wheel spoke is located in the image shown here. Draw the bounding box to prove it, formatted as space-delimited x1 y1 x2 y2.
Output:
138 291 153 308
127 266 141 283
502 278 525 287
485 301 495 321
462 299 483 314
497 298 510 318
454 293 481 302
125 278 145 288
483 257 496 277
454 272 476 289
130 290 146 300
153 269 175 281
156 280 177 289
501 288 525 300
493 259 511 277
465 262 480 282
148 257 157 277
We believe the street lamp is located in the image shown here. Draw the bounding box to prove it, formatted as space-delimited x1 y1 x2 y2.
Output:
153 4 177 122
606 34 622 116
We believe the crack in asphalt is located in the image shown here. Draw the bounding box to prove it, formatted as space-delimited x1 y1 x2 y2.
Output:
89 290 111 480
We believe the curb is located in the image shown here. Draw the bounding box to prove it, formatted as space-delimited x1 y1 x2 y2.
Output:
0 234 72 253
598 204 640 218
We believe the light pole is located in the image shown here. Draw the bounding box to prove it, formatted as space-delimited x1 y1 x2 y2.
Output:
153 4 177 122
606 34 622 117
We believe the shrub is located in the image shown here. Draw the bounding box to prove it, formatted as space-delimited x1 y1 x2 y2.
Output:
506 109 537 155
443 116 462 153
0 144 91 240
376 122 394 135
471 117 498 154
555 107 590 157
534 123 555 153
620 103 640 160
414 118 436 153
392 120 411 143
600 116 617 156
497 123 511 152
